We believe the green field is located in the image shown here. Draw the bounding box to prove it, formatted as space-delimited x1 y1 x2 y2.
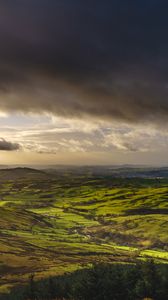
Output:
0 168 168 294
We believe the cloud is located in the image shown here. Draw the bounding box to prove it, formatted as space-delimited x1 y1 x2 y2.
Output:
1 114 168 155
0 1 168 124
0 138 21 151
104 126 168 152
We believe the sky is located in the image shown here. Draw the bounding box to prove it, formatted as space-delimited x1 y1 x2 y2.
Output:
0 0 168 165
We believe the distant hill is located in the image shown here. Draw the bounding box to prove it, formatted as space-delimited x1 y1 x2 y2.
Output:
0 165 8 169
1 166 168 180
0 167 49 181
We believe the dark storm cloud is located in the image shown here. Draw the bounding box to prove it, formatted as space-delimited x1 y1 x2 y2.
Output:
0 138 20 151
0 0 168 123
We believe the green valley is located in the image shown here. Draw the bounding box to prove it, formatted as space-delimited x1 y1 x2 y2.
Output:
0 167 168 296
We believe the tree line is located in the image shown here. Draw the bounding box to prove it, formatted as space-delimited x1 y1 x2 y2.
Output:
2 260 168 300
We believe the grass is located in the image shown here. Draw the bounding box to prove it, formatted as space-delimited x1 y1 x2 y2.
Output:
0 171 168 294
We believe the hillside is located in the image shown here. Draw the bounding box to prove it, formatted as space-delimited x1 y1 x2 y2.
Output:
0 168 167 295
0 167 49 181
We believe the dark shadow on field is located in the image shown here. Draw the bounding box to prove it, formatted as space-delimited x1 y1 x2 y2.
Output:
126 208 168 215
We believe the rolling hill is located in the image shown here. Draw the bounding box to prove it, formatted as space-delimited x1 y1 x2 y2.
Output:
0 167 167 295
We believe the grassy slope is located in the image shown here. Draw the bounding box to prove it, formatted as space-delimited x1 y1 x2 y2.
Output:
0 171 168 293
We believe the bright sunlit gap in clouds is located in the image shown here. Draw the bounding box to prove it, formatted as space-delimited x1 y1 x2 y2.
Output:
0 111 168 165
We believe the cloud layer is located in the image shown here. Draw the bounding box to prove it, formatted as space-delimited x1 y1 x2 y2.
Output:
1 115 168 154
0 1 168 123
